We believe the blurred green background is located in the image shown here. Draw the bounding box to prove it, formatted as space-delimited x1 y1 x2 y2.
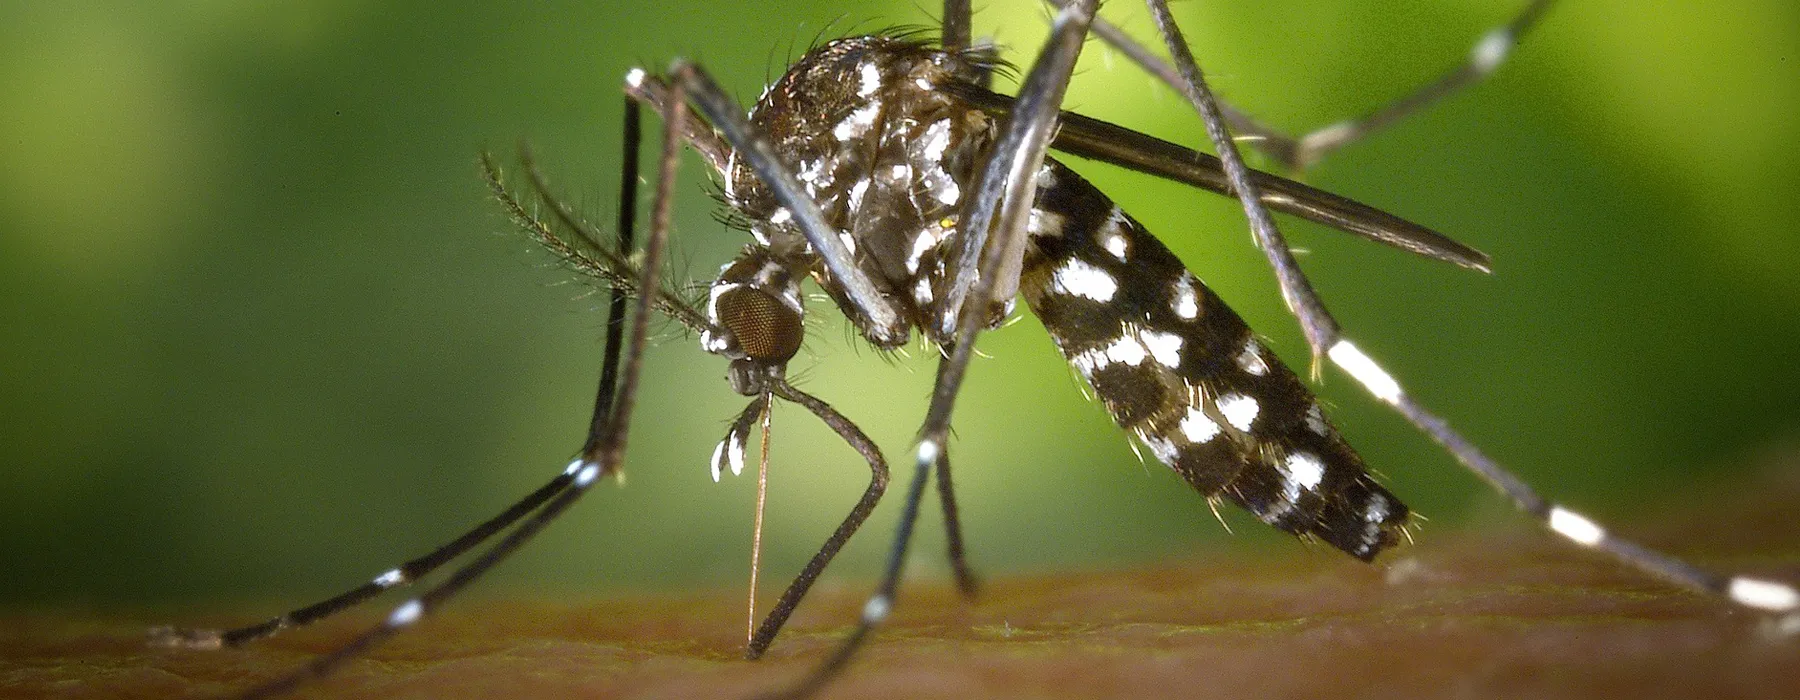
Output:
3 0 1798 610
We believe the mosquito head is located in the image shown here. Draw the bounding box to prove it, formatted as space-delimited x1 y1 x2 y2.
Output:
702 247 806 395
715 281 803 361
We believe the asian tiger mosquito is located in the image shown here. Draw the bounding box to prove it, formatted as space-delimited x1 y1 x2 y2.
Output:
147 1 1800 697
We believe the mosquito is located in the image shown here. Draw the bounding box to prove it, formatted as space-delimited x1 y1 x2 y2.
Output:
153 1 1799 698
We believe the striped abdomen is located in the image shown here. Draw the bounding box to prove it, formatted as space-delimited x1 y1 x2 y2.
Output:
1019 160 1408 561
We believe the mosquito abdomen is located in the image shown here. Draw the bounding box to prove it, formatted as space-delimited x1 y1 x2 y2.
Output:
1018 159 1408 561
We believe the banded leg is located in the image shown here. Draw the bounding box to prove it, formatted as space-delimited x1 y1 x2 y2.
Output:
1122 0 1799 626
144 95 658 654
222 64 689 700
1218 0 1558 171
1063 0 1559 171
146 472 575 651
1381 377 1800 624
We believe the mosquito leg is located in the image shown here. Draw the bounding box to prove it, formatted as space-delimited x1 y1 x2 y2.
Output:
932 0 1098 343
751 415 933 700
147 471 575 650
1042 1 1312 173
1254 0 1559 170
919 0 1101 603
622 73 728 175
930 352 978 598
944 0 998 89
1132 0 1797 621
230 461 617 700
942 0 971 53
1040 0 1539 255
934 449 979 598
227 66 688 700
918 0 1100 599
585 95 642 445
150 92 658 655
1129 0 1797 625
1323 340 1800 625
744 379 890 659
529 95 644 458
1328 339 1800 626
1081 0 1558 170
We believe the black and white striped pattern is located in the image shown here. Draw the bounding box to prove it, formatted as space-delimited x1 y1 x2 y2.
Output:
1018 160 1407 560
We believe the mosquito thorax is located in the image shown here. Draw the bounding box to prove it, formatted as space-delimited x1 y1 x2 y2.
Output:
721 35 1000 349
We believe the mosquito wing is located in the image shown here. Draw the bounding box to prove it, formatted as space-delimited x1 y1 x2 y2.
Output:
946 83 1491 272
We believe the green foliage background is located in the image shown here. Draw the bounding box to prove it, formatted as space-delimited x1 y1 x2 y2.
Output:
3 0 1798 607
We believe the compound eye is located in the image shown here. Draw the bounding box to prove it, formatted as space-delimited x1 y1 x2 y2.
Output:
715 286 803 364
